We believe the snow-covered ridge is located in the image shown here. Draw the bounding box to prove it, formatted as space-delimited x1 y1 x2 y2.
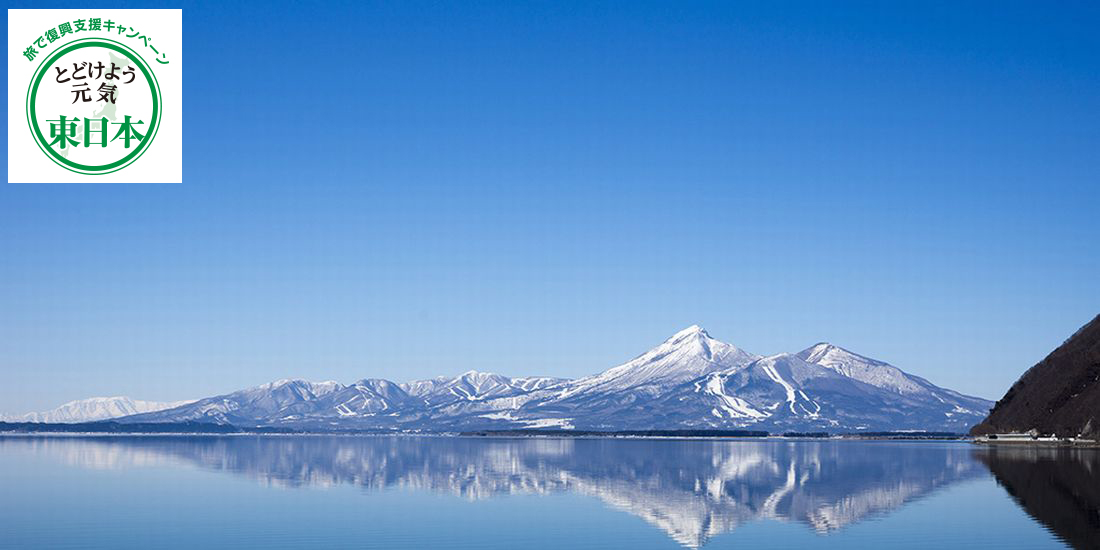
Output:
555 325 758 400
13 325 994 432
2 396 195 423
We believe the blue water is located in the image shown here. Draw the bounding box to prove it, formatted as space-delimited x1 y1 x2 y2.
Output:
0 436 1093 549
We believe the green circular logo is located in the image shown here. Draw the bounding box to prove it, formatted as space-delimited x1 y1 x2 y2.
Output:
25 38 161 175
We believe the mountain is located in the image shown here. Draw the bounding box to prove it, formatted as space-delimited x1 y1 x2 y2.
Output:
798 343 936 394
1 396 194 423
494 326 761 429
112 325 992 432
489 329 990 432
324 378 421 417
554 325 758 399
971 313 1100 439
796 344 993 431
121 379 348 425
403 370 562 405
597 350 990 432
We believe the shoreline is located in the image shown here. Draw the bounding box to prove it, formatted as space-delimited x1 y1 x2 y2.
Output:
972 439 1100 448
0 431 972 441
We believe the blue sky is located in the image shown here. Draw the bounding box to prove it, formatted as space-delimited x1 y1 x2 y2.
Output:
3 1 1099 412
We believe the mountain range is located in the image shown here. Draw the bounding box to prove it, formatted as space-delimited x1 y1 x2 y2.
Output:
7 326 993 432
0 396 194 423
6 323 990 431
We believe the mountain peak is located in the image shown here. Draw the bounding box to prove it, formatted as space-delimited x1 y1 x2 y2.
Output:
257 379 345 398
798 343 880 366
666 325 710 342
354 378 398 388
264 378 307 388
456 370 507 382
657 325 721 360
806 342 843 352
553 325 759 400
797 343 936 395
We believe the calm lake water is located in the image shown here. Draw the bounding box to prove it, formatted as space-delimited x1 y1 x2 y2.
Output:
0 436 1096 549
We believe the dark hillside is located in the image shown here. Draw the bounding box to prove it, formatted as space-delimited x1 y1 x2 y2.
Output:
971 314 1100 438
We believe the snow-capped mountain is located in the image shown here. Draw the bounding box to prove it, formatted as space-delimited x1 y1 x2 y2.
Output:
324 378 421 417
555 325 758 400
1 396 194 423
798 343 933 395
107 326 992 432
406 370 547 405
797 342 992 424
647 352 989 432
118 379 351 425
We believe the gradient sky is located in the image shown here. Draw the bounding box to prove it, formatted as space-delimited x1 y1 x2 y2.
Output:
3 1 1099 413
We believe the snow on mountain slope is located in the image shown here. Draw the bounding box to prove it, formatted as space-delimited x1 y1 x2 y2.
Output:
796 343 992 418
402 372 565 402
596 354 850 430
797 343 927 394
118 371 568 428
2 397 195 423
99 325 992 432
324 379 421 417
694 373 769 420
554 325 758 400
120 379 348 425
722 354 826 419
545 350 993 432
698 352 992 432
697 354 909 430
435 371 523 403
399 372 569 427
511 376 567 392
400 377 451 398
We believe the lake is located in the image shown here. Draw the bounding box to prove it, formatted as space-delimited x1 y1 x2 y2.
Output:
0 436 1096 549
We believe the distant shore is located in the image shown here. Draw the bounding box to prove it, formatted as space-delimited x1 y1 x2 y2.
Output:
972 434 1100 448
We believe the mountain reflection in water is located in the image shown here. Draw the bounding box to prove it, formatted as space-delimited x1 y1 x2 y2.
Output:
7 436 992 548
978 446 1100 550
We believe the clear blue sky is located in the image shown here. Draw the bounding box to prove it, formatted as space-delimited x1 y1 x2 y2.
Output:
3 1 1099 412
